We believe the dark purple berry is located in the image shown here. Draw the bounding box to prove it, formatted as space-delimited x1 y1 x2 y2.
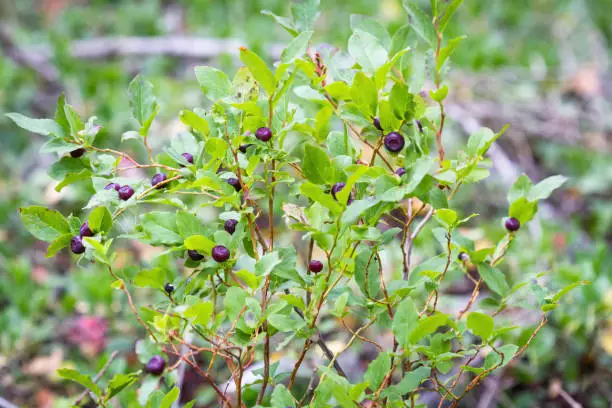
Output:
187 249 205 261
211 245 230 263
505 217 521 232
105 183 120 191
226 177 241 192
330 182 346 200
70 148 86 158
309 260 324 273
395 168 406 177
151 173 167 189
224 219 238 235
239 144 253 154
373 117 382 131
255 127 272 142
330 182 354 204
118 185 135 200
384 132 405 153
416 120 424 134
458 252 469 262
164 282 175 294
79 221 94 237
145 355 166 376
181 152 194 165
70 236 85 254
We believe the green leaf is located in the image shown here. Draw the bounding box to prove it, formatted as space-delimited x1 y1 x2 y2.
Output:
83 237 110 264
255 251 282 276
327 131 355 157
380 156 434 202
392 298 419 350
508 174 533 204
551 280 589 303
184 301 213 326
410 313 448 343
6 113 64 137
350 15 391 51
375 47 411 90
268 314 306 332
466 127 498 156
379 99 401 132
301 182 343 214
54 93 70 135
385 366 430 398
402 0 437 45
49 156 90 180
439 0 464 32
332 292 350 317
184 235 215 254
105 373 138 401
239 48 277 95
484 344 518 369
397 366 431 391
479 264 509 296
527 175 567 202
224 287 248 321
351 71 378 117
291 0 320 32
348 30 389 73
141 212 183 245
341 199 377 225
354 249 380 298
54 170 91 192
437 35 466 70
435 208 457 228
281 31 312 63
261 10 298 36
429 85 449 102
160 387 180 408
88 206 113 234
314 106 334 142
20 206 70 242
128 75 159 133
57 368 101 397
194 66 232 101
390 83 415 121
133 268 165 290
270 384 296 407
176 212 204 238
46 233 72 257
232 67 261 103
179 110 209 136
508 197 538 224
235 269 259 289
110 279 124 290
365 352 391 390
302 144 334 185
467 312 494 340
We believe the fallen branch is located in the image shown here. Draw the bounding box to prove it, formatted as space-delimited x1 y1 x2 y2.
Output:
19 35 284 63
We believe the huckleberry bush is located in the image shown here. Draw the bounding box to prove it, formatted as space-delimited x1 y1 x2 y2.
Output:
10 1 584 407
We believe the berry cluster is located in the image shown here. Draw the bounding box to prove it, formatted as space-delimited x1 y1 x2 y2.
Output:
105 182 135 200
70 221 95 254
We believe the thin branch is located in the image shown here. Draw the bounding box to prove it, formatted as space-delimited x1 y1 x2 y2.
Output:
107 267 158 343
74 351 119 406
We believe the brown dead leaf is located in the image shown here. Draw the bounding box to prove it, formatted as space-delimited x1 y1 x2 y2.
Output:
564 66 601 99
23 348 64 376
36 388 56 408
601 323 612 355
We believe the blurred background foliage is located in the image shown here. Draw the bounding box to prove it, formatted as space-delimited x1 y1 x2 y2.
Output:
0 0 611 407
